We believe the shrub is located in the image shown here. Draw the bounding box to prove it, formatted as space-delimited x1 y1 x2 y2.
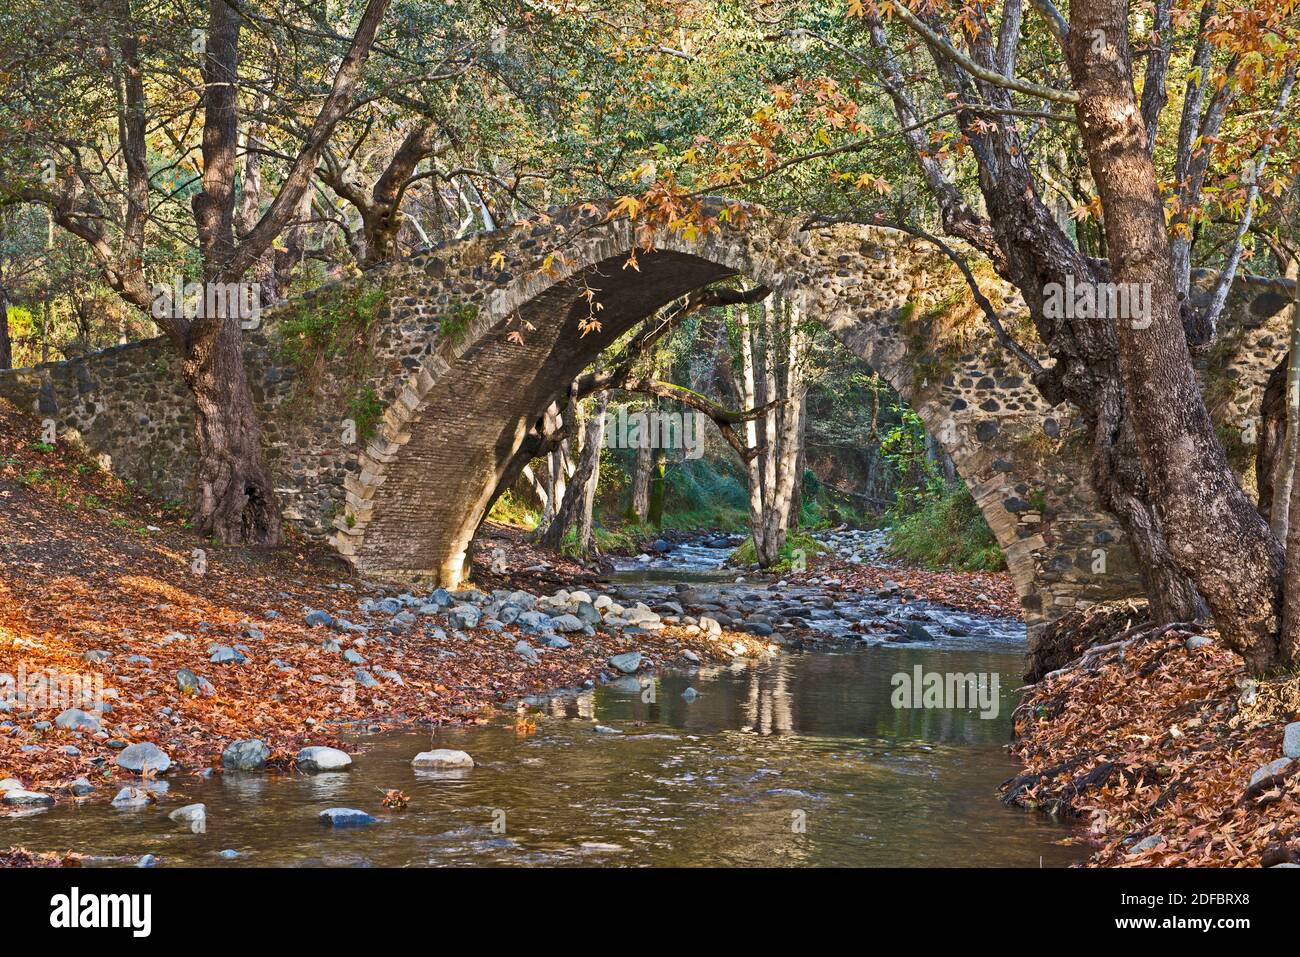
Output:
884 481 1005 572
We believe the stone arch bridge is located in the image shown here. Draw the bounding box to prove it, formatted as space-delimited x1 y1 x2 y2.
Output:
0 201 1291 635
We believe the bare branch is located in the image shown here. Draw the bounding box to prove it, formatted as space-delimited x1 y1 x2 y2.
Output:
884 1 1079 103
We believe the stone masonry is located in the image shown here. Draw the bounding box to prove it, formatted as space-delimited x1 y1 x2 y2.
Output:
0 201 1291 638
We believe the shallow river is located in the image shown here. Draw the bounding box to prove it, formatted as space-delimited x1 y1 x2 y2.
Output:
4 641 1081 867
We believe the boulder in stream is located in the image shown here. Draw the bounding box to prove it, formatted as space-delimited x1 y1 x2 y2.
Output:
3 788 54 807
411 749 474 770
297 746 353 772
222 738 270 771
608 651 643 674
116 742 172 774
320 807 377 828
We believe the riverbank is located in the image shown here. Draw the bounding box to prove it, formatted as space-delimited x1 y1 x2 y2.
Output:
1004 602 1300 867
0 400 768 819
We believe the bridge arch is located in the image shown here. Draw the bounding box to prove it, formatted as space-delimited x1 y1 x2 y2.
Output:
19 201 1282 633
303 202 1136 634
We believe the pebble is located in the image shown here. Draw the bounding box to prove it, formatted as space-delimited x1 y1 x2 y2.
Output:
1249 757 1292 787
209 646 246 665
54 708 100 732
1127 834 1166 854
1283 722 1300 760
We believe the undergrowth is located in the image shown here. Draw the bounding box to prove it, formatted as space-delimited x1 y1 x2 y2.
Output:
884 481 1005 572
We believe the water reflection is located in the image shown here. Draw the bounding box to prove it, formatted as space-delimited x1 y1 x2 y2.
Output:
1 646 1081 868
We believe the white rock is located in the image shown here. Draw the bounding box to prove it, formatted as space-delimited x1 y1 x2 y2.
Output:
169 803 206 823
1249 757 1292 787
3 788 54 807
1283 722 1300 760
297 746 353 772
411 749 474 770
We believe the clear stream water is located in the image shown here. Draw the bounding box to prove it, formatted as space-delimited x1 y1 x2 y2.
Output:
2 541 1082 867
3 648 1081 867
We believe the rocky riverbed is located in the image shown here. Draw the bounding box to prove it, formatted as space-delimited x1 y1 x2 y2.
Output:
607 529 1024 647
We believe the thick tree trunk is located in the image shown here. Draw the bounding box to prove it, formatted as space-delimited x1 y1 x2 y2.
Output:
183 319 282 545
873 4 1210 626
1286 446 1300 662
1066 0 1284 672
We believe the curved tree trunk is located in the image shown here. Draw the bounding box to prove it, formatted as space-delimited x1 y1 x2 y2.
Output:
869 6 1209 627
1066 0 1284 672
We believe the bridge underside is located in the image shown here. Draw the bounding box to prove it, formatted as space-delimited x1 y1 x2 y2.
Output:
347 249 734 585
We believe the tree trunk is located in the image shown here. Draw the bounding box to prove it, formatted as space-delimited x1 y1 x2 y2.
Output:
1066 0 1284 672
0 284 12 370
1284 272 1300 660
761 297 806 560
540 396 605 552
1257 355 1287 522
540 403 572 524
760 295 780 537
872 5 1209 627
648 452 666 528
736 303 767 559
1286 442 1300 662
1272 300 1300 539
787 393 806 529
630 406 653 522
574 392 610 552
183 318 282 545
